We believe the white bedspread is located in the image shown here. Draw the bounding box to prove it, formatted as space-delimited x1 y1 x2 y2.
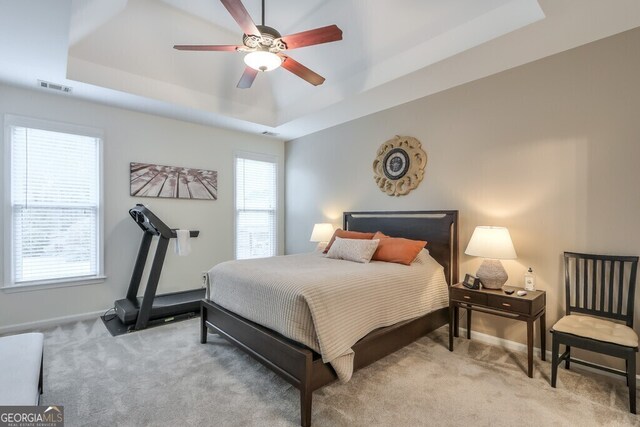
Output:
206 250 449 382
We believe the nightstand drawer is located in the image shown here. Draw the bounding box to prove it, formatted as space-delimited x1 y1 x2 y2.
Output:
488 295 530 314
451 288 487 305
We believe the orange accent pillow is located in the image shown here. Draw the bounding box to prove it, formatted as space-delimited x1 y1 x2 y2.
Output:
323 229 375 253
371 231 427 265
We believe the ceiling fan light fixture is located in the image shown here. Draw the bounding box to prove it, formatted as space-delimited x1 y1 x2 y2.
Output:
175 0 342 87
244 50 282 72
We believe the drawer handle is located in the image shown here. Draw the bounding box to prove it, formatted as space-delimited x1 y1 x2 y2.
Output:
502 303 511 307
463 296 471 300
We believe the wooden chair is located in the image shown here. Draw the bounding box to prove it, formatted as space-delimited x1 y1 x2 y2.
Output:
551 252 639 413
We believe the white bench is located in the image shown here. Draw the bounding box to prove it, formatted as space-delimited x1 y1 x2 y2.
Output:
0 333 44 405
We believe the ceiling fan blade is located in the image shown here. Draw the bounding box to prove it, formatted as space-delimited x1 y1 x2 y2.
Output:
237 66 259 89
173 44 241 51
278 54 325 86
220 0 261 37
277 24 342 50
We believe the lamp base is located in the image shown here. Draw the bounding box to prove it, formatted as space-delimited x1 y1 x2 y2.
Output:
476 259 508 289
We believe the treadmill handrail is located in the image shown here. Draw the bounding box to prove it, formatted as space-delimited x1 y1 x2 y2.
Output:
129 204 200 238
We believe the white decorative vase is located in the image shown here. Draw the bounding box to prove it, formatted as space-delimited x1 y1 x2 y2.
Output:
476 259 508 289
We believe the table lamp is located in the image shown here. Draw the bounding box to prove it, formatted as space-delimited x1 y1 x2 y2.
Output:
310 223 335 251
465 226 517 289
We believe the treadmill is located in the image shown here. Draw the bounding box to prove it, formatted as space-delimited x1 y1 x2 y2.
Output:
113 204 205 332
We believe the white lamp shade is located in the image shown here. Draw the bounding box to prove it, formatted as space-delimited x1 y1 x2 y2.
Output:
310 223 335 243
465 226 517 260
244 51 283 71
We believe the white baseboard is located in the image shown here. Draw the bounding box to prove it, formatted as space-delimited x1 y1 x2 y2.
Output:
0 309 108 335
460 327 545 357
459 327 640 383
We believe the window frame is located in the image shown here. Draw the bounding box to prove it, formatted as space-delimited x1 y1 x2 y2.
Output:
2 114 105 292
233 150 279 260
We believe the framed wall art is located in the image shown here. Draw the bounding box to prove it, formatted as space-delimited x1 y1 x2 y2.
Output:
130 162 217 200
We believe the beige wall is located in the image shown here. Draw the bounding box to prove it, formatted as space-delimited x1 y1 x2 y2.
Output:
0 84 284 329
285 28 640 368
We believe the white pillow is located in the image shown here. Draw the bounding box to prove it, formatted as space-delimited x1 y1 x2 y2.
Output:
325 237 380 263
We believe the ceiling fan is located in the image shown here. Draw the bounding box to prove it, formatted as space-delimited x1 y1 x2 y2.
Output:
173 0 343 89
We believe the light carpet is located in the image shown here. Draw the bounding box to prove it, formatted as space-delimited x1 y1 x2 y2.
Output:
36 318 639 426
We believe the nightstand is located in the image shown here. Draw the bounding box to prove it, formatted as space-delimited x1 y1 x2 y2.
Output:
449 283 546 378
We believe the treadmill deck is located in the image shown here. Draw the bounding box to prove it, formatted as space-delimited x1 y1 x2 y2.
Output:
114 288 206 325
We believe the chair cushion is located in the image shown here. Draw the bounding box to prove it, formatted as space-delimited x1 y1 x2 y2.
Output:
0 332 44 405
552 314 638 347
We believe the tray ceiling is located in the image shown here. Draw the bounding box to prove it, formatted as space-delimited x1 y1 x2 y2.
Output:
1 0 640 139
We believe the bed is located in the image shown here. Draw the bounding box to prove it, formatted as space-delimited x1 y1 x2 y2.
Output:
200 210 459 426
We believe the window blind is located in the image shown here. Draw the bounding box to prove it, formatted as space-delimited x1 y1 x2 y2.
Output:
9 125 101 285
235 155 277 260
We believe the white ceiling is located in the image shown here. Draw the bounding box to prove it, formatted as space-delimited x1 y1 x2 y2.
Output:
1 0 640 140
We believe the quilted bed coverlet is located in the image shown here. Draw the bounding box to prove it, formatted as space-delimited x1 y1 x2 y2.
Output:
206 250 448 382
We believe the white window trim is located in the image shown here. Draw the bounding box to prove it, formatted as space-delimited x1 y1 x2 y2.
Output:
2 114 105 291
233 150 279 260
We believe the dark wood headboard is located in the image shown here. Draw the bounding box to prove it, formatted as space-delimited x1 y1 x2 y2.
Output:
343 210 459 285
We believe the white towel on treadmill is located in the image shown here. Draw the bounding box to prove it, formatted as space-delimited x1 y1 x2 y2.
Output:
175 230 191 256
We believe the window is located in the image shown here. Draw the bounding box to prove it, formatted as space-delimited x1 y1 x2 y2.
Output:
234 153 277 260
4 115 104 288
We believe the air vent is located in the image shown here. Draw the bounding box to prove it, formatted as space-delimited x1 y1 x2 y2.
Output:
261 131 279 136
38 80 72 93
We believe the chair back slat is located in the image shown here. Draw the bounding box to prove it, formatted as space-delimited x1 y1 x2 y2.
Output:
617 262 626 314
564 252 639 327
628 261 638 320
583 258 589 309
600 259 605 312
608 260 615 314
591 259 597 311
575 258 580 309
564 255 571 315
